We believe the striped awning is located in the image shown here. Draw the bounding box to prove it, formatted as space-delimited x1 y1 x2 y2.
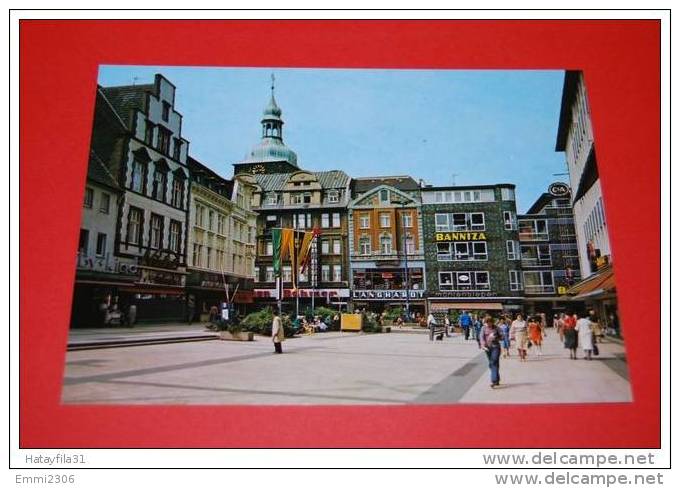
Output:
566 265 615 299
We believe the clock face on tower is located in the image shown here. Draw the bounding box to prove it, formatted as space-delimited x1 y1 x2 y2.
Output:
250 164 266 174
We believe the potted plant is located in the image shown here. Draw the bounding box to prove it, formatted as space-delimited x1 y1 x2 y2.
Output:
217 319 254 341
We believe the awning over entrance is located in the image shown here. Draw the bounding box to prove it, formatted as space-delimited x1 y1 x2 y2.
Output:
429 302 503 311
566 265 615 300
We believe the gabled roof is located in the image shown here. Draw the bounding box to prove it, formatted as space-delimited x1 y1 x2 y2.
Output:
254 170 349 192
88 149 121 191
352 175 420 193
100 83 154 128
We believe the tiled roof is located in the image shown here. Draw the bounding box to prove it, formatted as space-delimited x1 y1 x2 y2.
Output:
254 170 349 192
352 175 420 193
100 84 154 128
187 156 234 199
88 150 121 191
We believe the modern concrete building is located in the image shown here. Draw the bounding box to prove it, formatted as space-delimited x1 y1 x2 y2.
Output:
518 183 582 317
556 70 617 326
420 184 524 318
347 176 426 315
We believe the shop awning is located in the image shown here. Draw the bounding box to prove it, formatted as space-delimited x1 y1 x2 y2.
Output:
566 265 615 300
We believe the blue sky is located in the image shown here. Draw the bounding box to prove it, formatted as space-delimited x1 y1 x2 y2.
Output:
99 66 566 213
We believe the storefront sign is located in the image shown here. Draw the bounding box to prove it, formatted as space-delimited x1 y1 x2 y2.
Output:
254 288 350 299
435 232 487 241
548 182 571 197
352 289 426 300
77 253 139 276
139 269 185 287
141 250 180 270
430 290 498 298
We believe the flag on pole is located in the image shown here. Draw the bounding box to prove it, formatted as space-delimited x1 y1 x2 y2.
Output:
272 228 282 276
298 228 322 274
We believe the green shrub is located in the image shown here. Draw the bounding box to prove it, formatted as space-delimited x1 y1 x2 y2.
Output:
383 306 404 321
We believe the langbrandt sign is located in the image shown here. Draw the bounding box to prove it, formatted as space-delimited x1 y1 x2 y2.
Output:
352 289 426 300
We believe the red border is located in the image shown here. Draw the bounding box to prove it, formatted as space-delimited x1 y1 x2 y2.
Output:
19 20 661 448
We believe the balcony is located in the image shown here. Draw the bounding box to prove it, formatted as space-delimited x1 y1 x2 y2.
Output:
524 284 556 294
518 231 549 242
520 257 552 267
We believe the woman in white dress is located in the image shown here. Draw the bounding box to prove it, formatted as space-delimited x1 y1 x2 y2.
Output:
575 316 594 360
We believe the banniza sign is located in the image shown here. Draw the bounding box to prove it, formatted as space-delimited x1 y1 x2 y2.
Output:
435 232 487 241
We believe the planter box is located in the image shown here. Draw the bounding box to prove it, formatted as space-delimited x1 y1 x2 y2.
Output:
219 331 254 341
381 326 392 333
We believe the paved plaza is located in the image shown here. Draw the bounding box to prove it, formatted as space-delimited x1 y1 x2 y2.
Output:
62 329 631 405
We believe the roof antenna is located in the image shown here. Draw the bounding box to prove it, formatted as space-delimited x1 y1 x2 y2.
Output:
451 173 459 185
132 76 139 86
270 73 275 97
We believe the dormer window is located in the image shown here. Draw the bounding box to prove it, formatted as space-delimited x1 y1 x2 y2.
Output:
266 193 278 205
327 190 339 203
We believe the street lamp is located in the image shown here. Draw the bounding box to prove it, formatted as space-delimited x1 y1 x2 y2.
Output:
392 197 410 320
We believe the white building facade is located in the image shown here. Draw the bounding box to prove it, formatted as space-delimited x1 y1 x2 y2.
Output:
556 70 611 279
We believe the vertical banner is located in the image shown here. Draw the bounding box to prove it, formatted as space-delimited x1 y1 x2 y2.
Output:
272 228 282 276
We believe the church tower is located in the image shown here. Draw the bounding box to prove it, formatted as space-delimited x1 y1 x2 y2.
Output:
233 74 300 176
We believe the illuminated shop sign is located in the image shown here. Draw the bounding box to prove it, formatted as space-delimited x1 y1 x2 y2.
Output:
435 232 487 241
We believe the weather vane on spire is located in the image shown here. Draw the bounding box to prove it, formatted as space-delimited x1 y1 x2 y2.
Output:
271 73 275 96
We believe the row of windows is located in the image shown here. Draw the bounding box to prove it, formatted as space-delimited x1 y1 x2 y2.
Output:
584 196 607 243
195 204 229 235
255 265 343 283
356 234 415 256
126 207 183 253
436 270 564 294
144 120 182 160
192 243 248 275
569 77 591 165
130 158 186 209
433 188 497 204
78 229 108 257
83 188 111 214
357 212 413 229
267 213 342 230
264 190 341 206
435 212 485 232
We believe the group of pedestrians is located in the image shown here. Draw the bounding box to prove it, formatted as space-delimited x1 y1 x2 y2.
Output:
555 311 600 360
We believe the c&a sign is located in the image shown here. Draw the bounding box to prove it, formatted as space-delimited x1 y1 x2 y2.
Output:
435 232 487 241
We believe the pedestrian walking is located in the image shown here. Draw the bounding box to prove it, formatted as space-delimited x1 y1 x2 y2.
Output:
473 314 483 347
575 314 594 360
589 310 602 344
186 294 196 325
459 310 472 340
563 312 578 359
272 309 284 354
480 316 502 388
444 315 451 335
510 313 528 361
528 316 544 356
499 315 511 358
427 312 438 341
557 313 566 343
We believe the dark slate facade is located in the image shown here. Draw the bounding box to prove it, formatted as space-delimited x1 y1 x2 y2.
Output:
420 184 523 318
